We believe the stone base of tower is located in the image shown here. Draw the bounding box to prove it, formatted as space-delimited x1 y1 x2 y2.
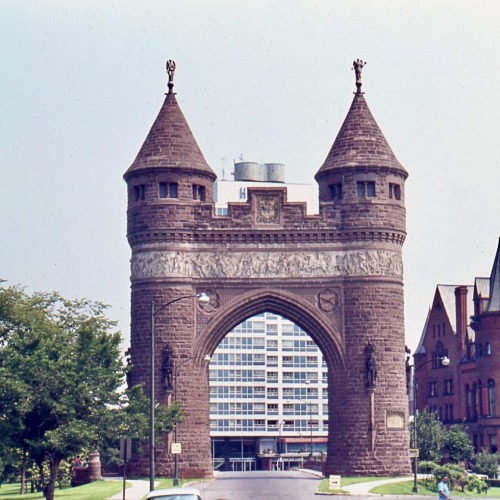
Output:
127 446 214 481
326 448 411 476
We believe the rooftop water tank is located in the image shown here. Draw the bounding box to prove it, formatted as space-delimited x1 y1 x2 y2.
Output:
234 162 266 182
265 163 285 183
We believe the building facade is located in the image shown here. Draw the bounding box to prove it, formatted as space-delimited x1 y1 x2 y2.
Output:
414 239 500 453
124 60 411 479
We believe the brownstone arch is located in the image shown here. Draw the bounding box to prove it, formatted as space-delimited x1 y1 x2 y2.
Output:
193 289 345 368
124 62 411 478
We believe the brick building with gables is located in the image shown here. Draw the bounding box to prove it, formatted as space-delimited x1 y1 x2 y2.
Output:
414 239 500 453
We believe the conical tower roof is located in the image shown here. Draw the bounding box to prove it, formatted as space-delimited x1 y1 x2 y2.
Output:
124 63 215 180
315 91 407 179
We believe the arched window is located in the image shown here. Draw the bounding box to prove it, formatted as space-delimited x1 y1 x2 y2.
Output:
432 341 448 368
466 384 472 420
473 383 478 419
488 379 496 417
478 380 484 416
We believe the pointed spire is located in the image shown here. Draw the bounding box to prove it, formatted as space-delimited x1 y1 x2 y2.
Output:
486 238 500 312
316 91 407 178
124 60 216 180
316 62 407 180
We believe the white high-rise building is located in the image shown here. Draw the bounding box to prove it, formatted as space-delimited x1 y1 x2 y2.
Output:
209 165 327 471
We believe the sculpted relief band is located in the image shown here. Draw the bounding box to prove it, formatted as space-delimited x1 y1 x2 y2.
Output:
131 249 404 280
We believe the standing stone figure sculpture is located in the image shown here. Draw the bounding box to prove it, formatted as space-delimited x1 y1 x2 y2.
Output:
353 58 366 91
365 342 377 389
162 344 174 392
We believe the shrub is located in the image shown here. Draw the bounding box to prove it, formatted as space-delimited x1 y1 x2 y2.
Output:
467 474 488 494
433 464 464 490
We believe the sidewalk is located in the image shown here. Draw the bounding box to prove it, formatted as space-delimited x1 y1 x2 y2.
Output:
106 478 152 500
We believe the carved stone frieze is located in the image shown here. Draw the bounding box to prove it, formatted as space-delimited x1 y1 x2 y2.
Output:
131 249 403 280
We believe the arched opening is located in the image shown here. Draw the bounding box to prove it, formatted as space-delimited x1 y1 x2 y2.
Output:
191 289 344 475
208 311 329 472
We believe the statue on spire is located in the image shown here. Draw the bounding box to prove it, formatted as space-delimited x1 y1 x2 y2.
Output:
352 59 366 93
166 59 176 93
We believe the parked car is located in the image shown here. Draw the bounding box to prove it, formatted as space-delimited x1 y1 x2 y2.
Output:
146 487 202 500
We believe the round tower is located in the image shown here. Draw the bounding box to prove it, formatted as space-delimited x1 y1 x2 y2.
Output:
124 61 216 478
316 61 410 475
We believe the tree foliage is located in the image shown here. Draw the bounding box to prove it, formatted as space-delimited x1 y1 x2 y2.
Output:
411 408 446 462
471 450 500 478
446 424 474 463
0 285 178 499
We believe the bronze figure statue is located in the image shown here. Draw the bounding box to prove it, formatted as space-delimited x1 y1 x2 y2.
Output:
353 59 366 92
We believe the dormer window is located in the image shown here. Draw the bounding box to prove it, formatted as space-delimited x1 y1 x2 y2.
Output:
329 183 342 201
357 181 375 198
159 182 178 199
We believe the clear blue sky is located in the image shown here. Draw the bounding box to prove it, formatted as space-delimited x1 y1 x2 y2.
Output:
1 1 499 352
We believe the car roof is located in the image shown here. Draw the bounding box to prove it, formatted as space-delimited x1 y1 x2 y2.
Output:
146 487 201 498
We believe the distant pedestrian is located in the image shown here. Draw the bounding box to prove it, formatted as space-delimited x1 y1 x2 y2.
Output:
74 455 81 467
438 475 452 500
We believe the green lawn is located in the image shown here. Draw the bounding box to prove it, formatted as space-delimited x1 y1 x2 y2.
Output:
0 481 123 500
0 477 200 500
317 476 391 493
372 479 500 497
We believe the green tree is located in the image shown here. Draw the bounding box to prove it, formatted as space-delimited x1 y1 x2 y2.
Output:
411 408 446 462
0 286 178 500
471 450 500 478
446 424 474 463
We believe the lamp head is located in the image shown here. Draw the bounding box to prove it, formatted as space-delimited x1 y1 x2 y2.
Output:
197 292 210 307
203 354 211 362
441 356 450 366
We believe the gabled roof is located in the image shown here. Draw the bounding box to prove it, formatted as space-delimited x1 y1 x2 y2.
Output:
124 91 216 179
436 285 474 336
315 92 408 179
414 284 474 354
475 277 491 300
486 238 500 312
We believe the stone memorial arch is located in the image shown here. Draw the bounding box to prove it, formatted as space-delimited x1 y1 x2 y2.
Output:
124 60 411 478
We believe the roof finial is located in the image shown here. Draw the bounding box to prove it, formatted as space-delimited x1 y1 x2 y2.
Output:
352 59 367 93
166 59 176 94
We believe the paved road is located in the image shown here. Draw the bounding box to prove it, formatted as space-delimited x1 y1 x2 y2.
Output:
193 471 487 500
195 470 322 499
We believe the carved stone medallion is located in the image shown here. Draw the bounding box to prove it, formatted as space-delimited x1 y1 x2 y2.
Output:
317 288 339 313
255 195 280 224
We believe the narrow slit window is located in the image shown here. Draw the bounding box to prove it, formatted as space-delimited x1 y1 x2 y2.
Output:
329 183 342 201
159 182 178 199
389 183 401 200
193 184 206 201
134 184 145 201
357 181 376 198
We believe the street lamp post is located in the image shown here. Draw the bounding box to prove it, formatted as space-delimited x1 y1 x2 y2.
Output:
172 354 210 486
149 292 210 493
411 355 450 493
